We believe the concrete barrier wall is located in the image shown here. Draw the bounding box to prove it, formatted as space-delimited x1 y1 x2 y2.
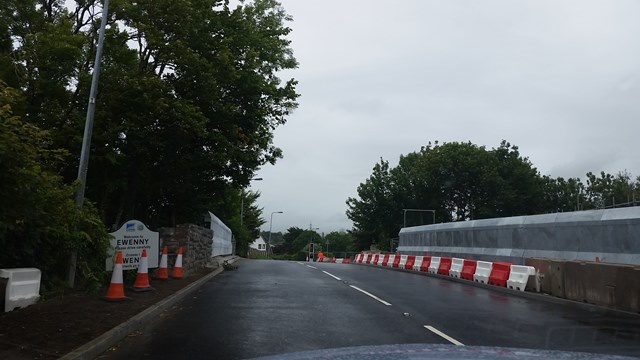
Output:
398 207 640 265
525 258 640 313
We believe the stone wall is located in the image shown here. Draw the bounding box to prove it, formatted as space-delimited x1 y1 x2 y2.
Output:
159 224 214 277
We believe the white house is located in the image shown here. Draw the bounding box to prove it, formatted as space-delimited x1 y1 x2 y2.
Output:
249 236 268 252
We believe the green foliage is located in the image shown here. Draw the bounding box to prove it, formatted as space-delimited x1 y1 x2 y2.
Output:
0 81 109 292
347 140 640 251
1 0 298 276
1 0 297 235
324 231 353 253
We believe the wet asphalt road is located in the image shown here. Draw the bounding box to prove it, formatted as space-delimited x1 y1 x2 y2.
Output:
98 260 640 359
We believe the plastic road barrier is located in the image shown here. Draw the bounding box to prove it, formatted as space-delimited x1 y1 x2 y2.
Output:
460 259 477 281
0 268 41 312
412 256 424 271
420 256 432 272
449 258 464 278
381 254 391 266
398 255 409 269
507 265 536 291
428 257 441 274
437 257 452 275
356 254 363 263
386 255 397 267
488 262 512 287
405 255 416 270
365 253 373 264
392 255 402 268
372 254 379 265
474 261 493 284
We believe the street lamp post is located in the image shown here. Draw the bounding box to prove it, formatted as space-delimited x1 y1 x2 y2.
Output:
268 211 283 258
240 177 263 226
402 209 436 228
68 0 110 288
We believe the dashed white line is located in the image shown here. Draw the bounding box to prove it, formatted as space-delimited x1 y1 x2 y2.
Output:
423 325 465 346
349 285 392 306
306 265 318 269
296 262 304 265
322 271 341 281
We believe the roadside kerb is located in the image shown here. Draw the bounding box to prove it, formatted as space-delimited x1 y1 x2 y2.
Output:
60 255 240 360
352 260 640 318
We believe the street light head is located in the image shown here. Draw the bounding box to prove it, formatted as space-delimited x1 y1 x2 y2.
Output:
251 177 263 181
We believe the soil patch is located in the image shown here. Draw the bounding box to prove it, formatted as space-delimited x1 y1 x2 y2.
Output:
0 268 215 360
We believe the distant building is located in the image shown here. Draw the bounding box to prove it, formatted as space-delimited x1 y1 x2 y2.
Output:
249 236 268 252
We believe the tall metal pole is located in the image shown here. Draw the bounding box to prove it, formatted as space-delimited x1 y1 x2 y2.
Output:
240 177 263 226
268 211 283 259
68 0 111 288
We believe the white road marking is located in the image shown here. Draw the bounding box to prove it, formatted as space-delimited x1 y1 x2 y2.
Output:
349 285 392 306
322 271 341 281
296 262 304 265
423 325 465 346
306 265 318 269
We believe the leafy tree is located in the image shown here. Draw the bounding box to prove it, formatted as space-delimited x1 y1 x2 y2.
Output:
0 81 109 291
347 141 550 250
323 231 353 254
280 226 304 253
261 231 284 245
346 159 396 251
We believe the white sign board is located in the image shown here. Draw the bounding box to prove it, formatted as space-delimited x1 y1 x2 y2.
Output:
106 220 159 271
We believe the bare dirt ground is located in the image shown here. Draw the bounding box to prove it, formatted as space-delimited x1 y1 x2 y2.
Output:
0 268 214 360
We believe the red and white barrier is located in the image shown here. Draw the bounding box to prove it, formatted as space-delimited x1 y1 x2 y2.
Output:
381 254 390 266
386 254 397 268
420 256 431 272
449 258 464 278
428 257 441 274
460 259 477 281
349 251 537 294
507 265 535 291
398 255 408 269
488 262 511 287
405 255 416 270
474 261 492 284
437 257 452 275
412 256 424 271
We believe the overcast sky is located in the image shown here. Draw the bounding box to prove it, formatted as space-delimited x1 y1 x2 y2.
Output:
254 0 640 234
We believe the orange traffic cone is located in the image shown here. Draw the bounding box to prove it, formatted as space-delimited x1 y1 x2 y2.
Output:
156 246 169 280
103 251 130 302
172 247 183 279
133 249 154 292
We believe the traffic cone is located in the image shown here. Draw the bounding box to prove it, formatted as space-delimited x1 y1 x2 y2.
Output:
172 246 183 279
103 251 130 302
156 246 169 280
133 249 154 292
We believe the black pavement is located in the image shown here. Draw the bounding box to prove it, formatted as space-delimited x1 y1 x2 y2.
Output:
98 259 640 359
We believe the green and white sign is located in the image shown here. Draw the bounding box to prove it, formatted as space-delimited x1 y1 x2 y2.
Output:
106 220 159 271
